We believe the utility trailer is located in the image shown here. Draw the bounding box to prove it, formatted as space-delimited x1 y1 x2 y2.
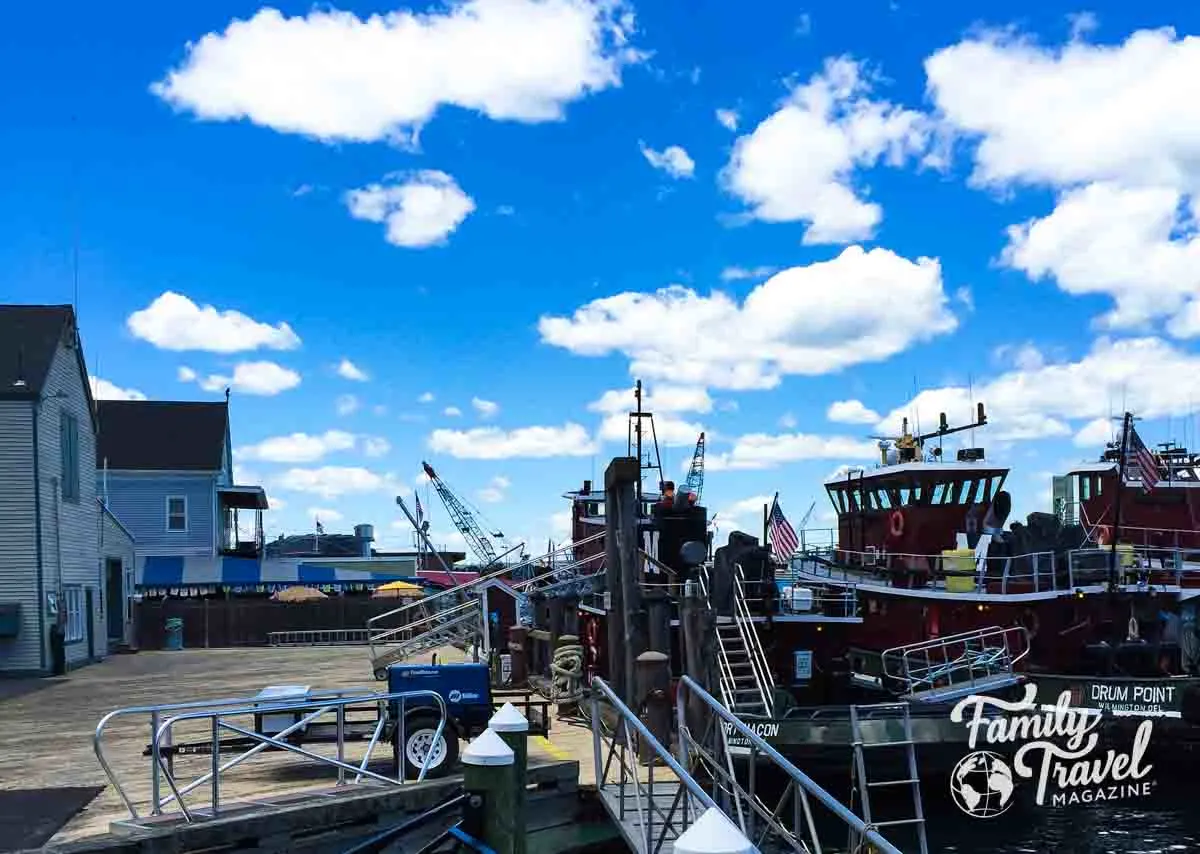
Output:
141 663 551 780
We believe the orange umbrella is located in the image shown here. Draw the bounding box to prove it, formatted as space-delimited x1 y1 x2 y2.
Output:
271 585 328 603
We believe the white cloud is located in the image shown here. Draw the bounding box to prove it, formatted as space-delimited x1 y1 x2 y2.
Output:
363 436 392 457
639 142 695 179
926 27 1200 193
276 466 397 499
550 509 572 539
1002 182 1200 334
127 291 300 353
346 171 475 248
716 108 739 131
428 423 598 459
539 245 956 390
336 394 360 416
307 506 344 524
827 399 880 424
418 392 435 403
1074 417 1116 448
589 384 713 414
876 337 1200 444
928 28 1200 336
150 0 644 145
181 361 301 396
707 433 879 471
715 494 774 536
778 412 798 429
267 495 286 510
444 406 463 417
472 397 500 418
721 57 930 244
177 366 197 383
599 412 702 447
237 430 356 463
90 376 146 401
477 475 511 503
720 265 779 282
337 358 369 381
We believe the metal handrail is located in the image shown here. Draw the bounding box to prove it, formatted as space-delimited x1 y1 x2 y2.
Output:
369 597 480 646
367 532 606 628
150 690 448 823
675 675 904 854
590 676 718 854
731 563 775 716
94 686 380 819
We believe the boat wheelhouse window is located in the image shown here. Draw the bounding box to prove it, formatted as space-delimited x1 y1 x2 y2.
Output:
876 489 892 509
931 482 947 504
898 486 910 506
1079 476 1092 501
970 479 988 504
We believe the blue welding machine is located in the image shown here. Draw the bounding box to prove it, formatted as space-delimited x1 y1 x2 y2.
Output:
387 662 494 778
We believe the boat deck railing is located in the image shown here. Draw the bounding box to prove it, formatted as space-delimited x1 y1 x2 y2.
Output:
95 688 447 825
880 626 1030 701
788 542 1200 596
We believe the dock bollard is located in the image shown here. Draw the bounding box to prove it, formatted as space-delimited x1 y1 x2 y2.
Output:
462 728 516 854
489 702 529 854
635 650 671 764
674 807 757 854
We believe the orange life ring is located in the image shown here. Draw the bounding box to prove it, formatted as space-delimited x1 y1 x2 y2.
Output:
889 510 905 538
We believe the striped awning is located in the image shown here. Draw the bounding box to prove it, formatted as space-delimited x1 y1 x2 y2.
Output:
137 555 420 589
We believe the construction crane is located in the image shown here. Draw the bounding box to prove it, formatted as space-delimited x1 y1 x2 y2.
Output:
684 431 706 500
421 461 503 568
797 500 817 530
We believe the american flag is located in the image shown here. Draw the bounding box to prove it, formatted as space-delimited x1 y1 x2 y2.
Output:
1125 423 1160 493
415 493 424 524
315 517 325 535
768 495 800 561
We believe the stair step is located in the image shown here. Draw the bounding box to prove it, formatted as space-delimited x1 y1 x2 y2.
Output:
874 818 925 828
868 779 919 787
859 740 914 748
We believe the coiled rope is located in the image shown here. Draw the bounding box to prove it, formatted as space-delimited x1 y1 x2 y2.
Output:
551 640 585 704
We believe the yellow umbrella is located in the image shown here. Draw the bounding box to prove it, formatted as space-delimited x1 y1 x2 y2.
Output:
271 585 328 603
371 580 425 599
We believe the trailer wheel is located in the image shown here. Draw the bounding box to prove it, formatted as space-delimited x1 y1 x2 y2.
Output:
400 715 458 779
373 668 387 681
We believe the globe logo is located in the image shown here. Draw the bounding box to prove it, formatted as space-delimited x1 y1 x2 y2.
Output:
950 751 1015 818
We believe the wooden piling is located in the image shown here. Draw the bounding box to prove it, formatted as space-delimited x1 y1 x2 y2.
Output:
636 650 671 764
489 703 530 854
462 728 517 854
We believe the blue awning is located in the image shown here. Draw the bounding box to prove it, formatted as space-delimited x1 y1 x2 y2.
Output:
136 555 423 589
142 556 185 587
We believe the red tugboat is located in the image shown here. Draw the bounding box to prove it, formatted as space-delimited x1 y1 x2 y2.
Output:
777 407 1200 712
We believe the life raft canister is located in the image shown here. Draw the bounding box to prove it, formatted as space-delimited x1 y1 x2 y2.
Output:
889 509 905 538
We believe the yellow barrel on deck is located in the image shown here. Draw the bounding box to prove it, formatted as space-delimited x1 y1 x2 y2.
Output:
1116 543 1136 569
942 548 977 593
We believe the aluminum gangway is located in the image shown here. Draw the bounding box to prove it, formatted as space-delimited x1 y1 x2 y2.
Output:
368 532 607 677
589 674 906 854
880 625 1031 703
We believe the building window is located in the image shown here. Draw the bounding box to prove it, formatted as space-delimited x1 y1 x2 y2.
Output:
167 496 188 532
64 586 85 644
60 412 80 502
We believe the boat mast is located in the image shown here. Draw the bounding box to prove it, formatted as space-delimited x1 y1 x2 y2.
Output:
1110 411 1133 592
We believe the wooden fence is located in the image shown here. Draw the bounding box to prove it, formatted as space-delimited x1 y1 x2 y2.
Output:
134 597 414 649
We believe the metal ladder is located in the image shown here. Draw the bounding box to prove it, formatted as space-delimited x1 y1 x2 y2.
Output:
704 562 775 717
848 703 928 854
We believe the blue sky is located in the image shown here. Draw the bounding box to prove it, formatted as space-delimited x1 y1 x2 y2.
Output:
6 0 1200 557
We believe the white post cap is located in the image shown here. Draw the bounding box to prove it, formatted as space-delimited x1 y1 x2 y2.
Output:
462 727 515 767
674 807 757 854
489 702 529 733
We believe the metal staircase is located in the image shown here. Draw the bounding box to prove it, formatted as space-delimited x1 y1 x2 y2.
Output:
367 533 606 678
848 703 929 854
880 625 1031 703
702 562 776 717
